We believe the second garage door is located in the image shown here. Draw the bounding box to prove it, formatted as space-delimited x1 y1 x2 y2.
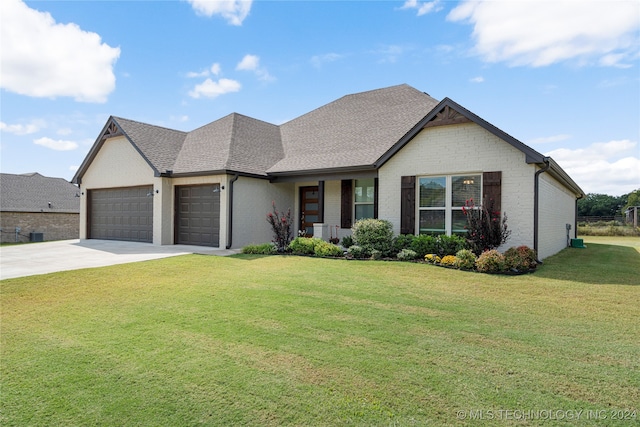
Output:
175 184 220 247
89 186 153 243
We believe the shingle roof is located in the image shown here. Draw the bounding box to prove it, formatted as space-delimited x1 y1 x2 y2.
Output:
0 173 80 213
270 84 439 174
172 113 282 176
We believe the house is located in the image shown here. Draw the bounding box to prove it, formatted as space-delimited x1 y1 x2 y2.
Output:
0 173 80 243
72 84 584 259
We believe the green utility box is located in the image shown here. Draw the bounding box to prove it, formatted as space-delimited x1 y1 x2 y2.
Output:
570 238 586 248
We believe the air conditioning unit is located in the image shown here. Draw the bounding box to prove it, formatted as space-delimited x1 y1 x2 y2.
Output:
30 232 44 242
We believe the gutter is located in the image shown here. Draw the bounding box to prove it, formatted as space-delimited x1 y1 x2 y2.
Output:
533 157 551 261
225 174 240 249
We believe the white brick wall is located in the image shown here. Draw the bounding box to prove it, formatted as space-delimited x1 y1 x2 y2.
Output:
538 173 576 259
378 122 537 251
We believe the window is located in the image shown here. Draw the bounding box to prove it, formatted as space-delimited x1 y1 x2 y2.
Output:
354 178 375 220
418 174 481 235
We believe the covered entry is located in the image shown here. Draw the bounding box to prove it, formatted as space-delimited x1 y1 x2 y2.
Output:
175 184 220 247
88 186 153 242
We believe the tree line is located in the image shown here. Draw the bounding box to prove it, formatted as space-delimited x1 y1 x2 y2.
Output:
577 189 640 217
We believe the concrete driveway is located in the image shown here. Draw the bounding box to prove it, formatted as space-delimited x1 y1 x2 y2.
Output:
0 239 238 280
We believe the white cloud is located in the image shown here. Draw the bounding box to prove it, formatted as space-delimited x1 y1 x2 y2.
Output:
188 78 241 99
210 63 221 76
34 137 78 151
0 120 42 135
547 140 640 195
57 128 73 136
187 62 222 78
69 165 79 172
1 0 120 103
236 54 274 81
529 134 572 145
469 76 484 83
310 53 345 68
400 0 441 16
448 1 640 67
187 0 252 26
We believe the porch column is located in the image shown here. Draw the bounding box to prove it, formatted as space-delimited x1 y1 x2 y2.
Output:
318 180 325 223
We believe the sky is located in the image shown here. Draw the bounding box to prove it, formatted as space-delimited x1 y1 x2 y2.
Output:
1 0 639 196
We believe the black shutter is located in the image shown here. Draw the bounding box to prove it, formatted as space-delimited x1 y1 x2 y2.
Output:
400 176 416 234
341 179 353 228
483 171 502 213
373 178 379 219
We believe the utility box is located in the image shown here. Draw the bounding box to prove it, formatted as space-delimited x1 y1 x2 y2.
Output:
570 238 586 248
29 232 44 242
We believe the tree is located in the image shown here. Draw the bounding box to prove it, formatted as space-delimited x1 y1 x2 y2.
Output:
623 189 640 211
577 193 625 217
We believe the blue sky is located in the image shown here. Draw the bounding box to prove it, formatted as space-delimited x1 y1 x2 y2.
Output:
1 0 639 196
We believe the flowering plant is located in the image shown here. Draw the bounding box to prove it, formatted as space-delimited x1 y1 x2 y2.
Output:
462 198 511 255
425 254 441 264
266 201 293 252
440 255 457 267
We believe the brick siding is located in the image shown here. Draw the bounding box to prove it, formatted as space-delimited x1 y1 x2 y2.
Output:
1 211 79 243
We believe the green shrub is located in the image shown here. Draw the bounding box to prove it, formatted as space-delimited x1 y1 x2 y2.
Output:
347 245 368 259
314 241 344 257
396 248 418 261
455 249 477 270
440 255 457 267
242 243 277 255
370 250 382 260
352 219 394 257
341 235 354 248
504 246 537 272
393 234 416 253
411 235 438 258
475 250 507 273
435 235 469 257
288 237 324 255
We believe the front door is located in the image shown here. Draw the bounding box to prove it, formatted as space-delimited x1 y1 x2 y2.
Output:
300 186 319 237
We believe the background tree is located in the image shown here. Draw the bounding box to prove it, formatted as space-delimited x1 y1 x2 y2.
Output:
577 193 626 217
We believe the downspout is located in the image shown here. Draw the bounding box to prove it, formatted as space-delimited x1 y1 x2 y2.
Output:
533 157 551 261
575 195 584 240
225 174 240 249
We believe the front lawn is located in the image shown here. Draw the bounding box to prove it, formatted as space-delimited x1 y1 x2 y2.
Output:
1 237 638 426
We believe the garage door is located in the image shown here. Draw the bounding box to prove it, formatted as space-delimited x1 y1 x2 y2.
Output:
89 186 153 243
176 184 220 247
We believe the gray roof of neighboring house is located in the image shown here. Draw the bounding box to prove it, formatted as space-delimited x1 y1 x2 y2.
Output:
270 84 439 174
0 173 80 213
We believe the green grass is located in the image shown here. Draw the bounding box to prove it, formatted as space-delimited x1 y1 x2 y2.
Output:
1 237 639 426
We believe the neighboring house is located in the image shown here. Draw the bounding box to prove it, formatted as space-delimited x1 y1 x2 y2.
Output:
72 84 584 259
0 173 80 243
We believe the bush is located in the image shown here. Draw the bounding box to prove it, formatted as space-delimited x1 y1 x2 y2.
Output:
370 250 382 260
424 254 441 264
411 235 437 258
435 235 469 257
463 198 511 255
288 237 324 255
352 219 394 257
341 235 354 248
504 246 537 272
242 243 277 255
393 234 416 253
314 241 344 257
347 245 368 259
475 250 507 273
266 202 293 252
455 249 477 270
440 255 457 267
396 248 418 261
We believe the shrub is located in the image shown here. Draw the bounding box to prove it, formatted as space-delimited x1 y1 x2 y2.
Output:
341 235 354 248
504 246 537 272
370 250 383 260
396 248 418 261
266 202 293 252
352 219 394 257
393 234 416 253
424 254 441 264
411 235 437 258
242 243 277 255
475 250 507 273
463 198 511 255
435 234 469 257
440 255 457 267
314 241 344 257
455 249 477 270
288 237 324 255
347 245 368 259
